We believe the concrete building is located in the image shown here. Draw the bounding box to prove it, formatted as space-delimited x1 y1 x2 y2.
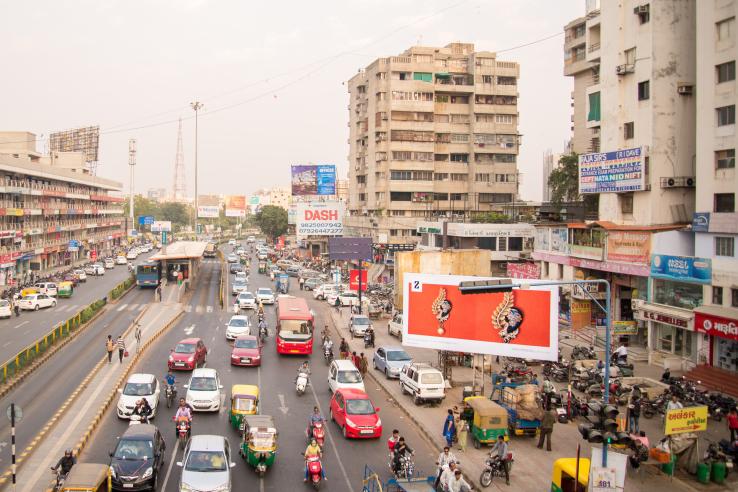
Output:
147 187 168 202
335 178 349 204
542 150 559 203
268 187 290 210
345 43 521 245
0 131 124 288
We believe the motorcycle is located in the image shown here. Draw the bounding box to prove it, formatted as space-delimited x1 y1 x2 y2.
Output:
128 414 146 426
306 456 323 490
323 346 333 365
165 384 177 409
571 345 596 360
51 468 68 492
259 324 268 343
176 417 191 449
363 331 374 348
393 454 415 480
479 454 513 487
296 371 309 396
310 422 326 447
705 440 734 477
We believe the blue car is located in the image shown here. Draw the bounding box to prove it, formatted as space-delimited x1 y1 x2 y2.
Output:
372 346 412 379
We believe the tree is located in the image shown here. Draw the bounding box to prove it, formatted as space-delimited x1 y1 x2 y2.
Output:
159 202 191 228
471 212 513 224
254 205 288 241
548 152 581 204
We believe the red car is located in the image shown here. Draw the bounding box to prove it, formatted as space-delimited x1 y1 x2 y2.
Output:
168 338 207 370
230 335 262 367
329 388 382 439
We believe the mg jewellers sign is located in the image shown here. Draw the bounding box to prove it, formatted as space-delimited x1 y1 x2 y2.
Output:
296 201 344 237
695 311 738 341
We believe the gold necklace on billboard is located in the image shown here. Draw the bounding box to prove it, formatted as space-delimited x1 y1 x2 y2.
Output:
492 291 524 343
431 288 452 335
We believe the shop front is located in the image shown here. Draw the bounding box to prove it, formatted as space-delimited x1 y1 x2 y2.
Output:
637 303 697 368
695 306 738 374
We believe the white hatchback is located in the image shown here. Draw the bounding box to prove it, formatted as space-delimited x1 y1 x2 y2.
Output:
225 315 251 341
19 294 56 311
328 359 366 394
0 299 11 318
116 373 160 419
185 368 223 412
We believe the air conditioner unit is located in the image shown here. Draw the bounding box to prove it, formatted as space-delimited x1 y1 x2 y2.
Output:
660 176 696 188
616 65 626 75
677 84 693 95
634 5 650 14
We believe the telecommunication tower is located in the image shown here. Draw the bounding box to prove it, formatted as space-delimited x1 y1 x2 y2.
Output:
172 117 187 201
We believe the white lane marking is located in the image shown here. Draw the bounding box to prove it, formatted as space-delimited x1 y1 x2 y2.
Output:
184 324 195 336
195 306 203 314
308 382 354 491
277 394 289 415
116 304 128 312
206 306 213 313
2 342 9 348
128 304 140 311
184 305 192 313
13 321 29 329
161 445 180 492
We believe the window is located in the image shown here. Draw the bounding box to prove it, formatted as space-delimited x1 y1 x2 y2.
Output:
637 80 650 100
714 193 735 212
375 192 385 200
450 153 469 163
434 154 448 161
716 149 735 169
356 175 366 184
733 288 738 308
412 171 433 181
435 114 449 123
475 114 495 123
653 279 703 309
475 173 490 182
713 286 724 305
635 4 650 24
717 61 736 83
624 122 635 140
451 134 469 143
358 193 366 201
508 237 523 251
413 72 432 82
450 114 470 124
390 210 406 216
390 229 399 236
390 170 411 180
450 193 466 201
717 105 736 126
717 17 735 42
391 91 433 101
480 75 493 84
620 193 634 214
624 47 636 66
715 236 735 257
497 77 517 85
390 192 411 201
433 192 448 201
434 173 448 181
495 114 514 124
376 92 386 102
450 173 467 181
588 92 601 122
375 151 387 161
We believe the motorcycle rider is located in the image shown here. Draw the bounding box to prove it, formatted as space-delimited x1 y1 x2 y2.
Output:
541 376 556 409
387 429 400 453
439 460 458 491
165 371 176 394
489 435 510 485
129 399 152 423
323 337 334 358
307 406 326 438
613 343 628 364
364 325 375 347
303 438 326 482
258 317 268 339
434 446 458 488
50 449 76 478
173 398 193 437
392 437 414 476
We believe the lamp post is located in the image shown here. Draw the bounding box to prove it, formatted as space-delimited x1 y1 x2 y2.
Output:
128 139 136 242
191 101 204 236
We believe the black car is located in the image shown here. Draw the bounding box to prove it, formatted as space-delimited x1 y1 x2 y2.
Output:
109 424 165 491
229 263 243 274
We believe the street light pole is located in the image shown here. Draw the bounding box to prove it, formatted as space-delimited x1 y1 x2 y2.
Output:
128 139 136 242
191 101 204 236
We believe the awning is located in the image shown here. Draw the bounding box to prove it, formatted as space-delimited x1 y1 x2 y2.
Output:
694 305 738 341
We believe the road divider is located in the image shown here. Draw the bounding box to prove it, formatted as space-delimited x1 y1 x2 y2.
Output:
109 274 135 301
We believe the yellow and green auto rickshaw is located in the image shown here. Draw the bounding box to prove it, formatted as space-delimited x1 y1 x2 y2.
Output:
20 286 38 298
230 384 259 430
57 281 74 298
258 260 267 274
551 458 589 492
463 396 509 448
239 414 277 476
59 463 111 492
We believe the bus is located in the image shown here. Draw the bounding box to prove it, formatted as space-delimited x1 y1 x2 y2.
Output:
135 261 160 288
275 296 314 355
203 243 217 258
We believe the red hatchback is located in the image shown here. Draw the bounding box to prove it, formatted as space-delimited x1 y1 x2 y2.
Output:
329 388 382 439
230 335 262 367
168 338 207 370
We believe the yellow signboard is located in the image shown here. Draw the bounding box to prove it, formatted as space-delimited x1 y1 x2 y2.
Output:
664 406 708 435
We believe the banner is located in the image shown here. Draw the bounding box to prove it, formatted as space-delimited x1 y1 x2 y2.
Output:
349 269 368 291
296 201 344 236
579 147 645 194
151 221 172 232
198 195 220 218
694 310 738 341
402 273 559 361
506 262 541 279
551 227 569 254
291 165 336 196
650 255 712 284
328 237 372 260
571 300 592 330
224 195 246 217
665 406 708 435
606 231 650 264
613 320 638 335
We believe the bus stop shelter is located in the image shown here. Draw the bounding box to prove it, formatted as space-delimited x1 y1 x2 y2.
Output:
149 241 208 283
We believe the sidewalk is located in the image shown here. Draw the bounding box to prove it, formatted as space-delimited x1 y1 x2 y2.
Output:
328 308 733 492
13 301 183 492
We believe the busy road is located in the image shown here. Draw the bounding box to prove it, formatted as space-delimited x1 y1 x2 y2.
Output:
81 248 439 491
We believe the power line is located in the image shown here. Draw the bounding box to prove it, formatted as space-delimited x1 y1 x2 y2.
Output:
496 31 563 53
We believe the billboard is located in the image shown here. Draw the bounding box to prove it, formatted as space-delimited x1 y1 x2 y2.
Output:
138 215 154 226
198 195 220 218
606 231 651 264
328 237 372 261
402 273 559 361
349 269 368 291
224 195 246 217
151 221 172 232
579 147 645 194
506 262 541 279
291 165 337 195
49 126 100 163
296 201 344 237
650 255 712 284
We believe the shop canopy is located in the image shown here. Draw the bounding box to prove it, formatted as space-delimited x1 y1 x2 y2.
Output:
150 241 208 261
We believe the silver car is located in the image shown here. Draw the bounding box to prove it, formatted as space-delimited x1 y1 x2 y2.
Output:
178 435 234 492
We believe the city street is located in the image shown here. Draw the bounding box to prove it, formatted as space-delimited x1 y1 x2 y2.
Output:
81 252 439 491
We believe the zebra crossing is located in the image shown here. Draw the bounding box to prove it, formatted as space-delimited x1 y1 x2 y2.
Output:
183 305 216 314
48 302 146 314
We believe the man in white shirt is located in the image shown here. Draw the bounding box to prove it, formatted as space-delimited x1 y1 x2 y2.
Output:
613 343 628 363
666 395 683 411
439 461 458 492
434 447 458 488
448 468 472 492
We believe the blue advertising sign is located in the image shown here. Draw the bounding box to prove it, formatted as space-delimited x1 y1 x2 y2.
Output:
291 165 336 196
138 215 154 226
68 240 79 247
692 212 710 232
578 147 645 194
650 254 712 284
316 165 336 195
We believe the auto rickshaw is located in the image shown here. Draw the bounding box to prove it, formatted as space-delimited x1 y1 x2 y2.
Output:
20 286 38 297
230 384 259 430
59 463 111 491
463 396 509 448
57 281 74 298
239 414 277 476
258 260 267 274
551 458 589 492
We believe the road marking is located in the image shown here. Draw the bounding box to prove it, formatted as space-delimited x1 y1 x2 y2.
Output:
184 325 195 336
128 304 140 311
13 321 29 329
116 304 128 312
309 382 354 491
1 342 10 348
184 305 192 313
161 446 180 492
277 394 289 415
206 306 213 313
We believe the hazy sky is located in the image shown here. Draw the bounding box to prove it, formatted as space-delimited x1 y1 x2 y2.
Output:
1 0 582 201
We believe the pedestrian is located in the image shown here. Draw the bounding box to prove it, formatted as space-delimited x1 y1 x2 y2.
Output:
351 351 359 368
537 407 556 451
155 284 162 302
116 335 126 363
666 394 683 411
177 271 183 286
456 417 468 452
299 277 305 290
728 407 738 442
105 335 115 364
442 409 456 448
628 393 641 434
339 338 349 360
358 352 368 376
134 322 142 353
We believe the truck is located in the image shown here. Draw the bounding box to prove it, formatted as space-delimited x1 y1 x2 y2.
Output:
497 385 541 437
203 242 217 258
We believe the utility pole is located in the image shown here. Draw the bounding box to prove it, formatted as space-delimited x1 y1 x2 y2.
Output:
128 139 136 242
191 101 204 236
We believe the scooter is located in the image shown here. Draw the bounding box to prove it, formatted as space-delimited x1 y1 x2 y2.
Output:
296 371 309 396
310 422 326 447
176 417 191 449
165 385 177 409
323 346 333 365
306 456 323 490
363 331 375 348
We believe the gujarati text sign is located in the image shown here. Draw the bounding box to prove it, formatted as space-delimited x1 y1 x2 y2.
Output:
664 406 707 435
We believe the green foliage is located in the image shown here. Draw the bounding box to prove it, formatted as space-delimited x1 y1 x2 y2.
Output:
548 152 581 204
123 196 193 232
471 212 513 223
254 205 288 240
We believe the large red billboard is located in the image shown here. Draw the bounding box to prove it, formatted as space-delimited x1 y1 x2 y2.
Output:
349 269 368 291
402 273 559 361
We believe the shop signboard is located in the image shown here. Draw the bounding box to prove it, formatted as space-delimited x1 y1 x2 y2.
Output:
506 262 541 279
606 231 651 264
291 165 336 196
138 215 154 226
665 406 708 435
650 255 712 284
151 221 172 233
571 300 592 330
569 244 604 261
694 310 738 341
534 227 549 251
550 227 568 254
296 201 344 237
224 195 246 217
402 273 559 361
349 269 368 292
692 212 710 232
613 320 638 335
197 195 220 218
579 146 645 194
635 307 689 328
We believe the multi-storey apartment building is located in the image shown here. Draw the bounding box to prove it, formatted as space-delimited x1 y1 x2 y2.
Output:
0 132 124 288
345 43 520 245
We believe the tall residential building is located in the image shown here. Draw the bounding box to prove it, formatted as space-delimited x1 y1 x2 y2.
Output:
335 178 349 204
541 149 559 202
268 187 290 210
692 1 738 374
345 43 520 244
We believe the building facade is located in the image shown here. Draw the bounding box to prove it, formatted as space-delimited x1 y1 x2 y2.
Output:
0 132 124 288
345 43 520 244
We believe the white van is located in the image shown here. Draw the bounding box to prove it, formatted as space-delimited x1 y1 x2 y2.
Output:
399 363 446 405
34 282 58 297
328 359 365 393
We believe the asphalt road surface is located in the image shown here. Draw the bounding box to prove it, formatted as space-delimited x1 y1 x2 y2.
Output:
82 251 440 491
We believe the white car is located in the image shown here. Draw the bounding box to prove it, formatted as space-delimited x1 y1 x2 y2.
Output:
327 290 360 307
349 315 373 338
328 359 365 393
177 435 234 492
115 255 127 265
228 239 236 246
234 292 257 311
227 254 238 263
231 281 248 296
225 315 251 340
116 373 161 419
104 258 115 269
34 282 58 297
90 263 106 275
0 299 12 318
313 283 340 301
126 250 138 260
256 287 275 305
388 313 403 341
73 269 87 282
184 368 223 412
234 272 248 284
19 293 56 311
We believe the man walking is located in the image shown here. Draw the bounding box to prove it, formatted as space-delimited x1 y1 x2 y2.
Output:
116 335 126 363
299 277 305 290
537 407 556 451
105 335 115 364
628 393 641 434
358 352 368 376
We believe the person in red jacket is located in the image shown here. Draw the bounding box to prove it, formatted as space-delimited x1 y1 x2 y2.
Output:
728 407 738 442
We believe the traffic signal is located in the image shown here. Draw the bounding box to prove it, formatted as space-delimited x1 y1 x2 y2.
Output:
578 401 630 446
